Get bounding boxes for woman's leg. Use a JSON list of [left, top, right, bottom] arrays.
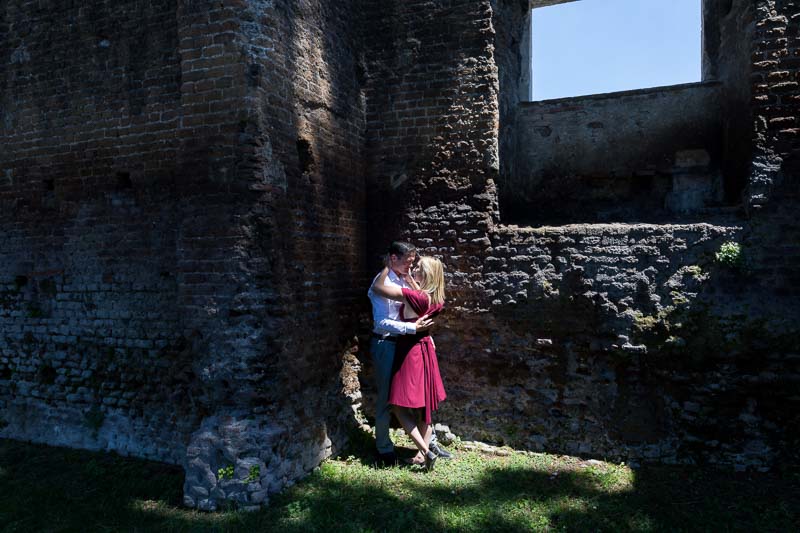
[[394, 407, 438, 470], [422, 422, 433, 448], [416, 410, 438, 470], [406, 412, 433, 464], [415, 409, 433, 447], [392, 406, 429, 455]]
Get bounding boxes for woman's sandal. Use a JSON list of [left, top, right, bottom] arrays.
[[424, 449, 438, 472]]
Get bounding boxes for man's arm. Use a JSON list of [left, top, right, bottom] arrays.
[[369, 285, 434, 335], [377, 316, 416, 335], [377, 315, 434, 335], [368, 265, 435, 335]]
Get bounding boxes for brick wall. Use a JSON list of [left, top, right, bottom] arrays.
[[1, 0, 368, 510], [749, 0, 800, 204], [0, 0, 194, 462], [178, 0, 369, 510], [745, 0, 800, 316], [360, 0, 800, 469], [1, 0, 798, 512], [362, 0, 499, 258]]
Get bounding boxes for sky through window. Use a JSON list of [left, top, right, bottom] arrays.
[[531, 0, 702, 100]]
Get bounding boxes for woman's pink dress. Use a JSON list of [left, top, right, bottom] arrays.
[[388, 288, 446, 425]]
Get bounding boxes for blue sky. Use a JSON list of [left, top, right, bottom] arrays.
[[531, 0, 702, 100]]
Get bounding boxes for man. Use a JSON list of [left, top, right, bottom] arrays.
[[367, 241, 453, 466]]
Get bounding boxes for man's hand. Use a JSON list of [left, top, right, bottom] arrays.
[[415, 316, 434, 332]]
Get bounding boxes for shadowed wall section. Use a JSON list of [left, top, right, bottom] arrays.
[[0, 0, 367, 511], [360, 0, 799, 472], [0, 0, 192, 462], [0, 0, 799, 512], [179, 0, 368, 511]]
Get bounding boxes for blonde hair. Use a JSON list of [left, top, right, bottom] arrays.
[[416, 256, 445, 306]]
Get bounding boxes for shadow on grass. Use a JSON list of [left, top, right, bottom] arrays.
[[0, 438, 185, 532], [2, 438, 799, 532], [335, 423, 424, 468], [254, 464, 799, 533]]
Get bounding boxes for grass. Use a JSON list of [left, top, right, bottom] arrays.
[[1, 432, 798, 532]]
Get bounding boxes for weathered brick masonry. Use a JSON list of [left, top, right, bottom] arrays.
[[1, 0, 367, 510], [512, 82, 726, 224], [1, 0, 191, 461], [1, 0, 799, 511], [360, 0, 800, 471], [177, 0, 369, 510]]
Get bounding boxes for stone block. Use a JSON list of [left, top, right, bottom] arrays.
[[665, 173, 720, 214]]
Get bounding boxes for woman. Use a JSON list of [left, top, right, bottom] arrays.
[[370, 256, 446, 471]]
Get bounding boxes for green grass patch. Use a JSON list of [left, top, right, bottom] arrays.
[[1, 435, 798, 532]]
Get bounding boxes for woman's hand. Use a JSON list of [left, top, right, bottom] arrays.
[[415, 315, 434, 332], [404, 267, 421, 290]]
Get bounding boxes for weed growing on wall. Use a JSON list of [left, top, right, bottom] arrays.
[[715, 241, 744, 269], [246, 465, 260, 483], [217, 465, 234, 480]]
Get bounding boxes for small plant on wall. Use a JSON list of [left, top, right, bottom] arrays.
[[217, 465, 234, 481], [715, 241, 746, 271], [246, 465, 260, 483]]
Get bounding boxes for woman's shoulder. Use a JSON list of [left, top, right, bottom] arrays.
[[401, 288, 431, 312], [401, 287, 428, 299]]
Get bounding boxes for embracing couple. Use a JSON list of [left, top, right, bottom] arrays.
[[367, 241, 452, 471]]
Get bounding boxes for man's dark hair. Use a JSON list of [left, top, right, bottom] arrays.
[[388, 241, 416, 257]]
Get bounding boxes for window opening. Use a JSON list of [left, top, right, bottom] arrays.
[[531, 0, 702, 100]]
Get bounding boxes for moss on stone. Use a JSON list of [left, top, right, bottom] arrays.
[[632, 311, 659, 332], [684, 265, 706, 281]]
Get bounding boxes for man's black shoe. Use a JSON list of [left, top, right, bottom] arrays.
[[376, 451, 398, 467], [429, 442, 453, 459]]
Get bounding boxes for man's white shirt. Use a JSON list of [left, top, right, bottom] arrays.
[[368, 269, 416, 336]]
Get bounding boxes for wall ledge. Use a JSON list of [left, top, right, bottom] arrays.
[[522, 80, 722, 107]]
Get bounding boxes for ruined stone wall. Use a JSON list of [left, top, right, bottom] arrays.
[[1, 0, 368, 511], [496, 0, 755, 223], [179, 0, 370, 511], [1, 0, 798, 513], [748, 2, 800, 388], [714, 0, 756, 201], [0, 0, 194, 462], [362, 0, 499, 257], [361, 0, 800, 470], [434, 223, 746, 463], [513, 82, 724, 224], [749, 0, 800, 205]]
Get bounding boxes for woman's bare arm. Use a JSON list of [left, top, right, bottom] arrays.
[[371, 266, 405, 302], [372, 264, 435, 332]]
